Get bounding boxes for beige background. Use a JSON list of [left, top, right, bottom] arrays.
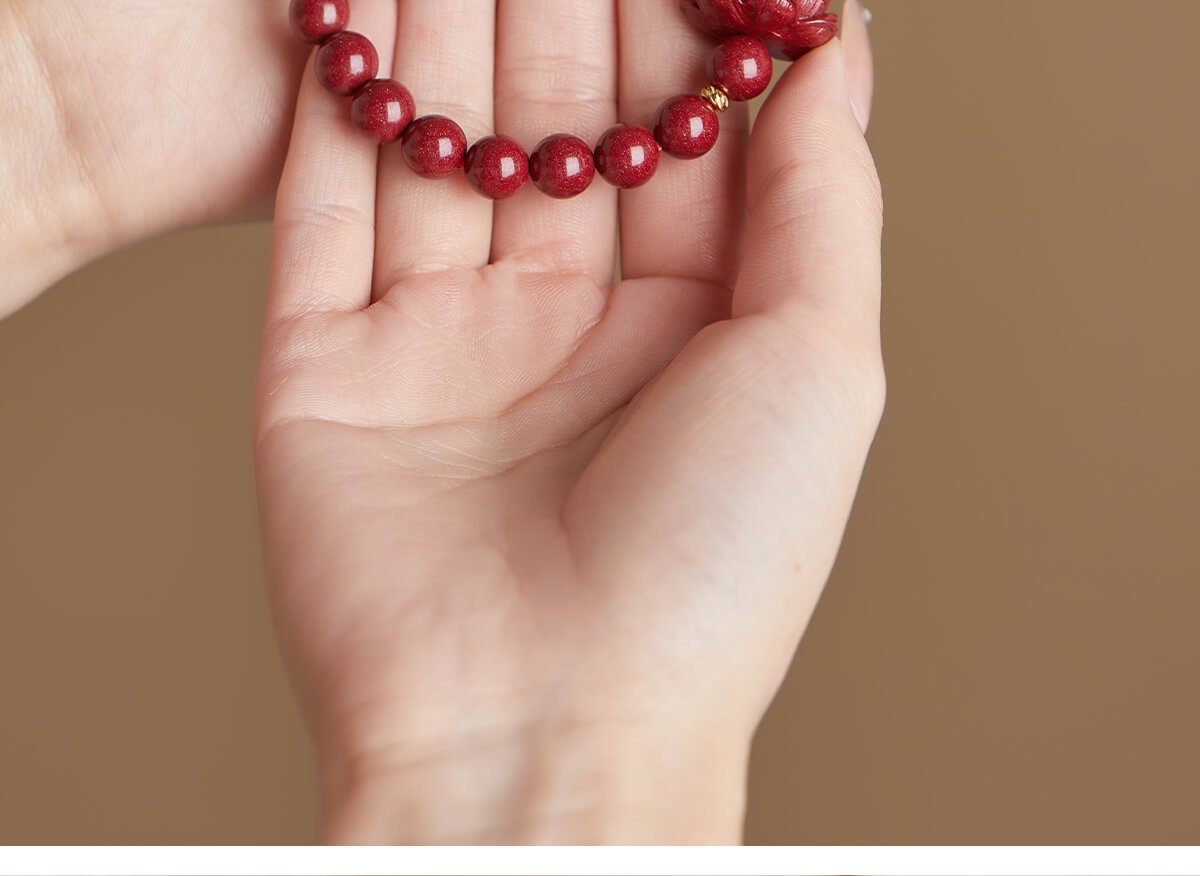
[[2, 0, 1198, 844]]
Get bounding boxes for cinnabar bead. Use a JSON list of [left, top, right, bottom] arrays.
[[594, 125, 660, 189], [464, 136, 530, 200], [401, 115, 468, 178], [315, 32, 378, 96], [654, 95, 720, 159], [529, 135, 596, 199], [350, 79, 415, 144], [709, 35, 773, 101], [289, 0, 349, 43]]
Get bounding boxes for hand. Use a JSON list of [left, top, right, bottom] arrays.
[[0, 0, 307, 314], [256, 0, 881, 844]]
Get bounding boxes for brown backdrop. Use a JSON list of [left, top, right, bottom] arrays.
[[2, 0, 1198, 844]]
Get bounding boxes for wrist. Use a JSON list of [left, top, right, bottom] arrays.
[[320, 719, 751, 844]]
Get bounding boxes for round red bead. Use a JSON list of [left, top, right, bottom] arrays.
[[289, 0, 349, 43], [594, 125, 660, 189], [464, 136, 530, 200], [654, 95, 720, 160], [315, 32, 378, 96], [401, 115, 469, 178], [529, 135, 596, 199], [709, 36, 774, 102], [350, 80, 415, 144]]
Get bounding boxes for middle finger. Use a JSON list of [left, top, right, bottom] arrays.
[[490, 0, 619, 285]]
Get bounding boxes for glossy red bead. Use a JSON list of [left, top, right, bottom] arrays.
[[464, 136, 530, 200], [654, 95, 720, 160], [529, 135, 596, 199], [315, 32, 378, 96], [594, 125, 660, 189], [289, 0, 350, 43], [350, 80, 415, 144], [709, 35, 774, 101], [401, 115, 468, 178]]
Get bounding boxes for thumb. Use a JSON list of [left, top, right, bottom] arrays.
[[734, 35, 883, 366]]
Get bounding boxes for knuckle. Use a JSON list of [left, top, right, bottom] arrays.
[[855, 149, 885, 226], [494, 58, 614, 134], [276, 200, 373, 236], [739, 312, 887, 434], [857, 347, 888, 429], [751, 134, 884, 234], [497, 53, 612, 105]]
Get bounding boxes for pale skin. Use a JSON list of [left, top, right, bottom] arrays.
[[2, 0, 881, 844]]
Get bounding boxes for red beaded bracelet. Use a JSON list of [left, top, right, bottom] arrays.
[[288, 0, 838, 200]]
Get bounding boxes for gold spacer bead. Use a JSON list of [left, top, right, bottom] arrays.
[[700, 84, 731, 113]]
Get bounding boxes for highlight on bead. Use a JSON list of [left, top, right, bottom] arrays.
[[289, 0, 349, 43], [401, 116, 468, 179], [709, 35, 774, 101], [530, 135, 597, 199], [464, 136, 530, 200], [351, 79, 415, 144], [594, 125, 661, 190], [315, 31, 378, 96], [654, 95, 720, 160], [292, 0, 828, 199]]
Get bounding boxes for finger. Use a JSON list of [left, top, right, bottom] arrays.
[[372, 0, 497, 291], [490, 0, 619, 285], [268, 1, 396, 323], [843, 0, 876, 133], [616, 0, 749, 292], [736, 38, 882, 346]]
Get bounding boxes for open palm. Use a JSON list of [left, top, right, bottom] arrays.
[[255, 0, 882, 843]]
